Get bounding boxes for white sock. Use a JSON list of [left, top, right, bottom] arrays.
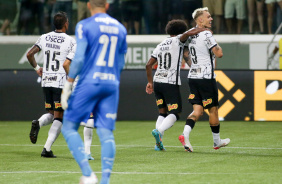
[[156, 115, 165, 129], [183, 125, 192, 142], [38, 113, 54, 127], [212, 133, 220, 145], [84, 126, 93, 155], [44, 119, 62, 151], [158, 114, 177, 135]]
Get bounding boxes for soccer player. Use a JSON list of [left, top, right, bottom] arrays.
[[178, 7, 230, 152], [146, 19, 208, 151], [27, 11, 76, 158], [60, 0, 127, 183]]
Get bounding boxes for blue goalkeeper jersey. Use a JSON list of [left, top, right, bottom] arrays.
[[69, 13, 127, 85]]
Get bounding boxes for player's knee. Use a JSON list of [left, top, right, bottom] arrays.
[[171, 113, 180, 120], [96, 128, 114, 143], [61, 120, 79, 140]]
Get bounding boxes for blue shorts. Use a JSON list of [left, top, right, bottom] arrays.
[[64, 82, 119, 130]]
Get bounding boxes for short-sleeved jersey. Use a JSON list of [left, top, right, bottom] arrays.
[[185, 28, 217, 79], [152, 35, 185, 85], [35, 31, 76, 88], [75, 13, 127, 85]]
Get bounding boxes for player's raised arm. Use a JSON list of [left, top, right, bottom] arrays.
[[180, 28, 211, 43]]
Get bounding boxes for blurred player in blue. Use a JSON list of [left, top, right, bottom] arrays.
[[60, 0, 127, 183]]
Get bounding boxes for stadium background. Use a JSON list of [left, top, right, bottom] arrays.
[[0, 35, 281, 122]]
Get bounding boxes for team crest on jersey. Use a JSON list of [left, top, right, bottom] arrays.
[[55, 102, 62, 109], [168, 104, 178, 111], [203, 98, 212, 107], [188, 94, 195, 99], [156, 99, 163, 106], [45, 103, 51, 108]]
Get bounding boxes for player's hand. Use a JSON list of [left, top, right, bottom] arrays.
[[61, 81, 73, 110], [204, 28, 213, 34], [36, 67, 43, 77], [146, 83, 154, 94]]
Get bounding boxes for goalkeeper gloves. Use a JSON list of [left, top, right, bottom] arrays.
[[61, 80, 73, 110]]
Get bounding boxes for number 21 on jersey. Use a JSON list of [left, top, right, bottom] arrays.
[[96, 35, 118, 67]]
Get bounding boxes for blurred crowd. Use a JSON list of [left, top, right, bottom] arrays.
[[0, 0, 281, 36]]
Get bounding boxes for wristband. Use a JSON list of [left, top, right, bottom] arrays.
[[34, 65, 40, 71]]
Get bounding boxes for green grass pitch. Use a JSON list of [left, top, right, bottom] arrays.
[[0, 121, 281, 184]]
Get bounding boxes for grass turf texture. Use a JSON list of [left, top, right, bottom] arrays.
[[0, 121, 281, 184]]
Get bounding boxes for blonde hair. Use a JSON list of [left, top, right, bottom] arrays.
[[192, 7, 209, 21]]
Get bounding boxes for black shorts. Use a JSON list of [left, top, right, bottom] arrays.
[[43, 87, 63, 111], [188, 79, 219, 109], [154, 82, 182, 114]]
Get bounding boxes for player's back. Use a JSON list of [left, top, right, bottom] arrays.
[[187, 28, 216, 79], [36, 31, 76, 88], [77, 13, 127, 85], [152, 36, 184, 85]]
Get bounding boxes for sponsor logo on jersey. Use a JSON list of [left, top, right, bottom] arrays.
[[45, 35, 65, 43], [106, 113, 117, 120], [55, 102, 62, 109], [45, 103, 51, 108], [156, 99, 163, 106], [42, 76, 58, 82], [93, 72, 116, 81], [188, 94, 195, 99], [168, 104, 178, 111], [95, 17, 119, 25], [203, 98, 212, 107]]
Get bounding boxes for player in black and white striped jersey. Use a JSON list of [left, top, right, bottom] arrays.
[[27, 11, 76, 157], [179, 7, 230, 152], [146, 19, 207, 151]]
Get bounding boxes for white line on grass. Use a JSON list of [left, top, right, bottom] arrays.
[[0, 171, 261, 175], [0, 144, 281, 150]]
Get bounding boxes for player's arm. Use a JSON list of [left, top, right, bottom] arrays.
[[183, 46, 192, 67], [212, 44, 223, 58], [26, 45, 42, 76], [180, 28, 211, 43], [145, 57, 157, 94], [63, 59, 72, 75]]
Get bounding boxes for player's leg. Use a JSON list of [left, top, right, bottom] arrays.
[[205, 79, 230, 149], [208, 106, 230, 149], [179, 79, 203, 152], [82, 117, 94, 160], [152, 82, 167, 150], [41, 88, 63, 158], [157, 84, 182, 136], [180, 104, 203, 152], [62, 83, 98, 183], [30, 87, 54, 144], [94, 84, 119, 184], [42, 110, 63, 158]]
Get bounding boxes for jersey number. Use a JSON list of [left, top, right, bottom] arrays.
[[45, 50, 60, 71], [190, 46, 197, 64], [96, 35, 118, 67], [158, 52, 171, 69]]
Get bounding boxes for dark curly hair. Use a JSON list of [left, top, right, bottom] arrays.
[[53, 11, 68, 30], [165, 19, 188, 36]]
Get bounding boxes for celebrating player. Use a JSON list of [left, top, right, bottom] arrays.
[[146, 19, 208, 151], [178, 7, 230, 152]]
